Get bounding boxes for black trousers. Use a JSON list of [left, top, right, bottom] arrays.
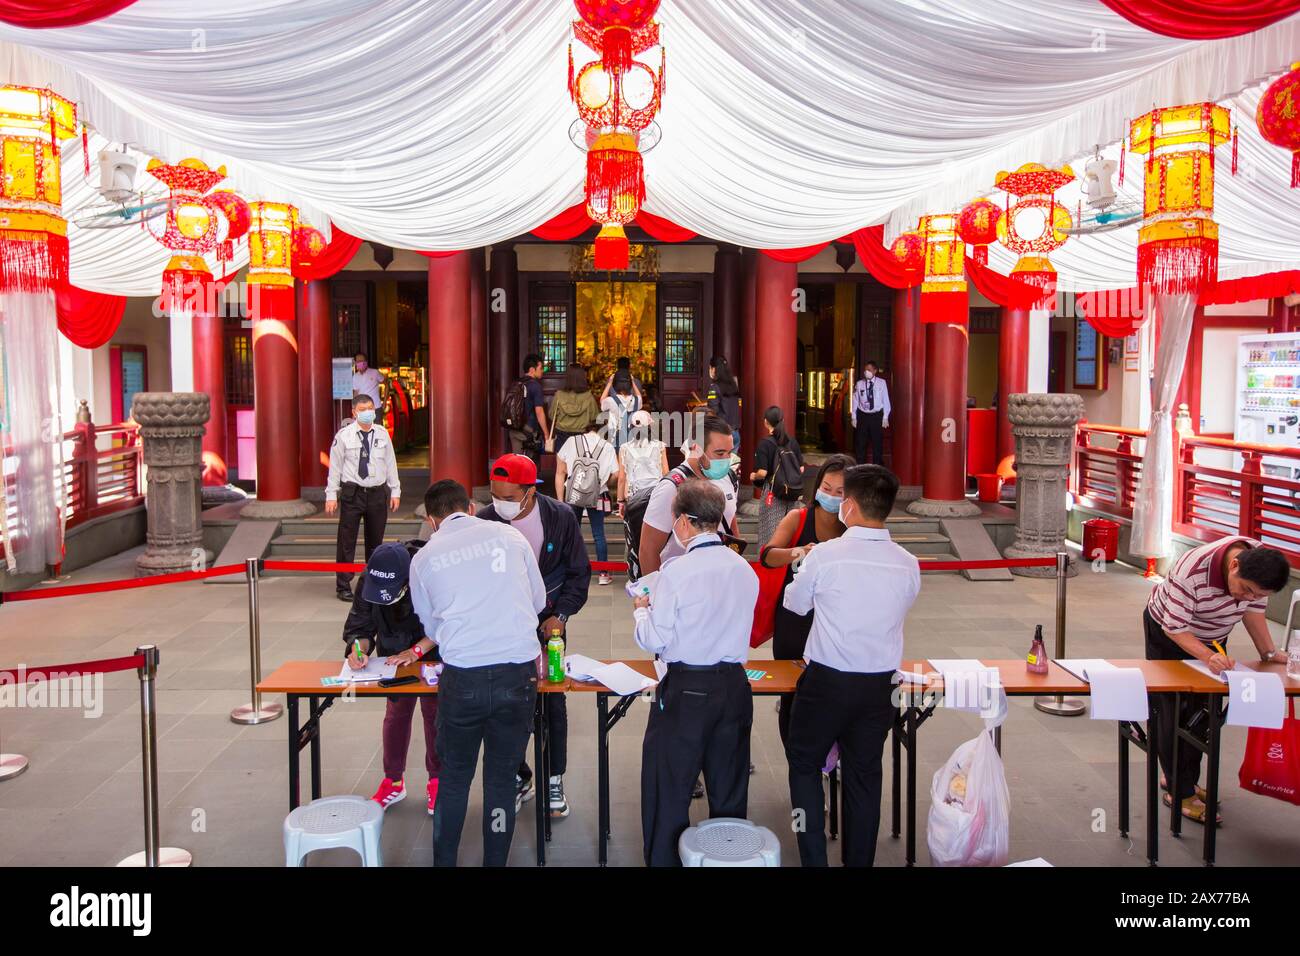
[[1143, 607, 1212, 801], [519, 627, 568, 780], [786, 662, 895, 866], [641, 663, 753, 867], [336, 482, 389, 592], [772, 609, 813, 747], [432, 660, 538, 867], [854, 411, 885, 465]]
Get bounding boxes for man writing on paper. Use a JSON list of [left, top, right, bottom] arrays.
[[632, 479, 759, 866], [783, 464, 919, 867], [1145, 536, 1290, 825]]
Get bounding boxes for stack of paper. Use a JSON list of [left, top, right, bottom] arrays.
[[1181, 659, 1228, 684], [565, 654, 658, 696], [336, 658, 398, 683], [1053, 659, 1117, 683]]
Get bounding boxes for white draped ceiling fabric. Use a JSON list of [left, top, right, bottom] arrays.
[[1, 1, 1300, 295]]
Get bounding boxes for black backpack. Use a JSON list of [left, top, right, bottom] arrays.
[[499, 378, 531, 430], [624, 464, 738, 581], [770, 441, 805, 501]]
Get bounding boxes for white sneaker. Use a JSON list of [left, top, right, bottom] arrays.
[[598, 572, 612, 586]]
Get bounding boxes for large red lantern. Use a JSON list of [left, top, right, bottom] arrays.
[[1257, 62, 1300, 187], [956, 199, 1002, 265], [994, 162, 1074, 303], [146, 158, 247, 308], [889, 231, 924, 273], [573, 1, 660, 72]]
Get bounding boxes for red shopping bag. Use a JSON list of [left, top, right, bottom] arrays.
[[1238, 699, 1300, 806], [749, 509, 808, 648]]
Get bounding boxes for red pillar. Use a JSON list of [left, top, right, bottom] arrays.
[[488, 244, 519, 461], [244, 283, 313, 515], [889, 286, 924, 488], [428, 252, 474, 491], [713, 245, 741, 371], [909, 315, 980, 516], [754, 254, 797, 444], [296, 279, 334, 489], [468, 248, 488, 486], [191, 279, 227, 486], [739, 249, 759, 460], [997, 305, 1030, 480]]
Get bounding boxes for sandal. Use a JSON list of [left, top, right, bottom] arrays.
[[1159, 774, 1208, 803], [1162, 792, 1223, 826]]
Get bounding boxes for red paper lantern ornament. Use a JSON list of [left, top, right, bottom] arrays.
[[209, 190, 250, 240], [291, 224, 327, 277], [889, 231, 924, 273], [956, 199, 1002, 265], [994, 162, 1074, 304], [1257, 61, 1300, 187], [146, 158, 248, 309], [573, 0, 660, 71]]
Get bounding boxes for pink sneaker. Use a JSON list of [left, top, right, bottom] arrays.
[[427, 778, 439, 816], [371, 777, 406, 810]]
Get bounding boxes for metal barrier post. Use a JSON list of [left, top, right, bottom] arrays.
[[117, 645, 192, 867], [1035, 551, 1085, 716], [231, 557, 282, 725], [0, 717, 27, 780]]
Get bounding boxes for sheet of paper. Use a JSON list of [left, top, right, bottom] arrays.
[[1088, 667, 1149, 721], [564, 655, 658, 696], [1181, 659, 1228, 684], [894, 669, 931, 685], [625, 570, 660, 602], [1225, 669, 1286, 729], [1054, 659, 1118, 683], [1005, 858, 1053, 867], [336, 657, 398, 682], [928, 660, 1001, 714], [564, 653, 605, 682]]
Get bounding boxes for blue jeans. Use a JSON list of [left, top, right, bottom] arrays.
[[433, 660, 538, 866], [571, 504, 608, 562], [732, 429, 741, 456]]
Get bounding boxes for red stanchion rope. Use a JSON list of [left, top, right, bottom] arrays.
[[591, 556, 1058, 574], [262, 560, 365, 573], [0, 653, 146, 682], [0, 563, 247, 602]]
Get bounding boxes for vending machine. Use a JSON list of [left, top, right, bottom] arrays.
[[1236, 330, 1300, 480]]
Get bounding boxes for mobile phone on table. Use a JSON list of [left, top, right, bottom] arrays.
[[378, 675, 419, 689]]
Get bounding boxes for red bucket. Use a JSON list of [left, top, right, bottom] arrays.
[[975, 473, 1003, 503], [1083, 517, 1120, 562]]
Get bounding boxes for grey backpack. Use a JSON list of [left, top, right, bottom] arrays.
[[565, 435, 604, 509]]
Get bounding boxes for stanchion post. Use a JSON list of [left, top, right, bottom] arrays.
[[117, 645, 192, 867], [1035, 551, 1085, 716], [231, 557, 282, 725]]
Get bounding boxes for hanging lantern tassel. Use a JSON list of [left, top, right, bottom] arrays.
[[567, 44, 574, 101], [1137, 237, 1219, 296], [82, 123, 90, 179], [0, 232, 69, 294], [1231, 125, 1239, 175], [585, 139, 644, 224], [1119, 128, 1126, 186]]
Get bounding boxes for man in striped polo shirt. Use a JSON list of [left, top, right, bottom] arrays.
[[1145, 535, 1291, 824]]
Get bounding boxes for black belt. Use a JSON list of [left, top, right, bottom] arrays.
[[665, 661, 743, 673]]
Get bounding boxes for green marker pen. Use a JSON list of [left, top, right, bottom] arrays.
[[353, 639, 364, 665]]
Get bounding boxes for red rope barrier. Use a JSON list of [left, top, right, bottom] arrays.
[[262, 560, 365, 573], [0, 653, 146, 682], [918, 557, 1057, 570], [1, 563, 246, 602]]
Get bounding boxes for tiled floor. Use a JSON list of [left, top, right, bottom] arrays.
[[1, 543, 1298, 867]]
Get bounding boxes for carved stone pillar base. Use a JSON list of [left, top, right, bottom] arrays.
[[240, 497, 316, 519], [133, 392, 211, 577], [907, 496, 980, 518], [1005, 392, 1085, 577], [895, 484, 923, 503], [201, 484, 248, 507]]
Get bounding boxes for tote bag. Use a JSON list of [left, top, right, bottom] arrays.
[[749, 508, 809, 648], [1238, 698, 1300, 806]]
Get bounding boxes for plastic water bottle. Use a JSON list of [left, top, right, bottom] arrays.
[[547, 630, 566, 683], [1287, 640, 1300, 680]]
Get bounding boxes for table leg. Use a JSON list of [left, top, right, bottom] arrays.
[[906, 705, 917, 867], [597, 693, 610, 867], [1170, 693, 1182, 839], [1146, 709, 1158, 866], [828, 768, 839, 841], [533, 698, 546, 867], [308, 696, 322, 802], [542, 697, 553, 844], [288, 695, 300, 811], [1203, 698, 1222, 867], [1117, 722, 1130, 839], [891, 720, 901, 839]]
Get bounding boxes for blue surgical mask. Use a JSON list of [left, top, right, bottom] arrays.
[[702, 457, 731, 480], [815, 490, 841, 514], [357, 409, 376, 425]]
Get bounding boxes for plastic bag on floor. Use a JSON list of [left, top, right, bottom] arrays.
[[926, 726, 1010, 867]]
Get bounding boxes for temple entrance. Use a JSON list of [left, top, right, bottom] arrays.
[[575, 280, 657, 394]]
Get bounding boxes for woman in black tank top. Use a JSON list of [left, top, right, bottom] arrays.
[[757, 454, 854, 745]]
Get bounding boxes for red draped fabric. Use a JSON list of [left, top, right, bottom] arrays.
[[418, 249, 463, 258], [1203, 270, 1300, 304], [1077, 286, 1148, 337], [293, 223, 363, 281], [964, 256, 1045, 309], [530, 203, 594, 241], [55, 283, 126, 349], [760, 243, 829, 263], [847, 225, 920, 289], [1098, 0, 1300, 37], [636, 210, 696, 242], [0, 0, 137, 27]]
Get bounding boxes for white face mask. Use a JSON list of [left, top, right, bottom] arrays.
[[672, 517, 691, 551], [493, 496, 523, 521], [838, 499, 854, 526]]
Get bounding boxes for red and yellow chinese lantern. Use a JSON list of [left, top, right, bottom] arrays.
[[1129, 103, 1229, 295], [889, 231, 924, 273], [956, 198, 1002, 265], [0, 85, 76, 292], [994, 162, 1073, 302], [918, 212, 967, 324], [1257, 62, 1300, 187], [569, 0, 664, 270]]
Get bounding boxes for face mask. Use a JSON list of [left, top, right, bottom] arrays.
[[863, 370, 875, 379], [355, 362, 367, 372], [702, 457, 731, 480], [815, 490, 841, 514], [672, 518, 691, 551], [838, 500, 855, 526], [493, 493, 527, 521], [357, 409, 376, 425]]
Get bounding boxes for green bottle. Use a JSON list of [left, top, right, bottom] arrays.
[[547, 629, 566, 683]]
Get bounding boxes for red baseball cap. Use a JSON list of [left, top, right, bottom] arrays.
[[490, 453, 538, 486]]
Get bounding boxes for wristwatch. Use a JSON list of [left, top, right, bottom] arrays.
[[1264, 648, 1286, 662], [556, 613, 569, 624], [411, 643, 425, 659]]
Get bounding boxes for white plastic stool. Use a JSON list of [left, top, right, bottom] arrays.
[[284, 795, 384, 867], [679, 817, 780, 867]]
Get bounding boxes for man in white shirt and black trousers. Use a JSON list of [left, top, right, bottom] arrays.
[[633, 479, 760, 866], [409, 479, 548, 867], [783, 464, 919, 867], [326, 393, 401, 601], [851, 361, 891, 466]]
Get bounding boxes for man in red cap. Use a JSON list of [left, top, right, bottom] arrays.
[[478, 453, 591, 820]]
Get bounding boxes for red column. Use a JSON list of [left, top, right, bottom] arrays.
[[889, 286, 924, 487], [488, 243, 519, 461], [428, 252, 474, 491], [244, 284, 313, 515], [997, 305, 1030, 480], [739, 248, 759, 459], [713, 245, 741, 370], [754, 254, 797, 443], [296, 279, 334, 489], [468, 248, 488, 485], [191, 280, 227, 486], [909, 314, 980, 516]]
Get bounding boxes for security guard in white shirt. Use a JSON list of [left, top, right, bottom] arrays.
[[782, 464, 919, 867], [632, 479, 760, 866], [409, 479, 547, 867], [326, 393, 401, 600]]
